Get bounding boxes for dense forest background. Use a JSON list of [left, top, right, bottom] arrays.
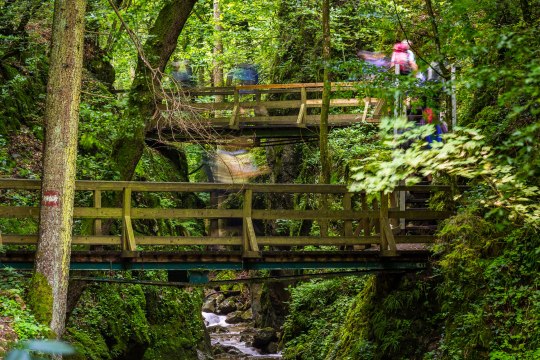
[[0, 0, 539, 359]]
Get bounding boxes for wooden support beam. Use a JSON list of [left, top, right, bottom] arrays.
[[381, 217, 398, 256], [379, 193, 397, 256], [296, 87, 307, 126], [245, 217, 259, 252], [136, 236, 242, 246], [242, 189, 260, 258], [257, 236, 380, 246], [373, 99, 385, 117], [361, 98, 370, 122], [122, 187, 137, 256]]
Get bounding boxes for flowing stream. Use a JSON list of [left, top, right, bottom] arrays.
[[202, 312, 282, 359]]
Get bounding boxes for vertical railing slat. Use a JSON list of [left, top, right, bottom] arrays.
[[380, 192, 388, 254], [93, 189, 102, 236], [229, 88, 240, 129], [343, 192, 353, 237]]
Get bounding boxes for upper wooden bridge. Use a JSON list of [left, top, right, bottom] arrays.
[[0, 179, 454, 272], [158, 82, 386, 142]]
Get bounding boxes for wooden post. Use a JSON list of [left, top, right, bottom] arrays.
[[343, 192, 354, 250], [242, 189, 260, 258], [343, 192, 353, 237], [399, 181, 406, 230], [451, 65, 457, 130], [394, 64, 400, 119], [380, 192, 388, 254], [229, 88, 240, 129], [210, 191, 219, 238], [379, 192, 397, 256], [122, 187, 137, 256], [372, 197, 380, 235], [361, 192, 370, 236], [93, 189, 102, 235], [320, 194, 328, 237], [296, 86, 307, 126]]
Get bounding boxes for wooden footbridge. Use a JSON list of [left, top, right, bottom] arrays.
[[0, 179, 454, 272], [0, 82, 453, 274], [158, 82, 386, 142]]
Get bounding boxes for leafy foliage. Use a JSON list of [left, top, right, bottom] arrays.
[[351, 118, 540, 227], [282, 276, 366, 359], [0, 271, 50, 345], [65, 278, 206, 360]]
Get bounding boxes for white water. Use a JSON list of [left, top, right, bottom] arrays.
[[202, 312, 229, 327], [202, 311, 282, 359]]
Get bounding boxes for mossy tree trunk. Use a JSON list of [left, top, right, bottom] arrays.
[[320, 0, 331, 184], [213, 0, 224, 103], [112, 0, 197, 181], [28, 0, 86, 337]]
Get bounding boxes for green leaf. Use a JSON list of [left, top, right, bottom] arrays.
[[22, 340, 76, 355], [5, 350, 31, 360]]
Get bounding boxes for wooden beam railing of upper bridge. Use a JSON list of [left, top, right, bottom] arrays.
[[160, 82, 386, 131], [0, 179, 454, 268]]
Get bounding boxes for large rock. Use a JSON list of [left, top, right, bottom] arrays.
[[213, 344, 243, 356], [202, 293, 218, 313], [207, 324, 228, 334], [252, 327, 277, 349], [241, 308, 253, 321], [202, 300, 216, 314], [225, 308, 253, 324], [265, 341, 279, 354], [225, 310, 244, 324], [215, 296, 237, 315]]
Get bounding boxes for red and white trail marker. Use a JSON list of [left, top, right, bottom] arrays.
[[42, 190, 60, 207]]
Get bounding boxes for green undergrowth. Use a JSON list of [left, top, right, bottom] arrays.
[[65, 272, 208, 360], [281, 212, 540, 359], [428, 213, 540, 359], [0, 270, 51, 354], [281, 276, 367, 359]]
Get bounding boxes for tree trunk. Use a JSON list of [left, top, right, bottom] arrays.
[[320, 0, 331, 185], [213, 0, 224, 102], [112, 0, 196, 181], [28, 0, 86, 337]]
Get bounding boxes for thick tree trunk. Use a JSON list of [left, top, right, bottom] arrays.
[[112, 0, 196, 181], [320, 0, 331, 185], [28, 0, 86, 337]]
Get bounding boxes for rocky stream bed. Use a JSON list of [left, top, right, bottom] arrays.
[[202, 291, 282, 360]]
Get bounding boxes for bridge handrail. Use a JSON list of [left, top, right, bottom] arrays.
[[0, 178, 458, 193], [0, 179, 458, 257], [168, 81, 368, 96], [161, 81, 387, 130]]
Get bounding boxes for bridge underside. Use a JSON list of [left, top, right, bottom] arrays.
[[1, 250, 429, 271], [147, 126, 324, 145]]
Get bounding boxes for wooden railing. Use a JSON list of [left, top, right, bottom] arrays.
[[162, 82, 386, 129], [0, 179, 453, 258]]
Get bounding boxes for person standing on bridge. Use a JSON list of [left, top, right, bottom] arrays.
[[390, 39, 419, 76], [171, 59, 196, 88], [226, 63, 268, 116]]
